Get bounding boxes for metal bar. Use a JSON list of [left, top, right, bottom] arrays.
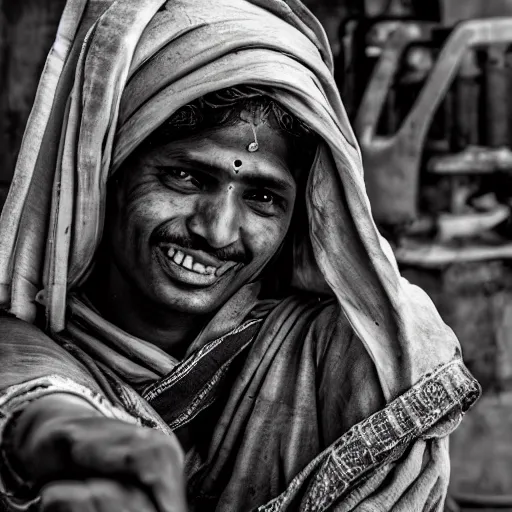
[[453, 49, 480, 149], [358, 18, 512, 225], [485, 44, 510, 147]]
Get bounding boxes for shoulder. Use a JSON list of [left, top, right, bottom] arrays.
[[0, 311, 101, 392], [0, 309, 51, 345], [254, 292, 355, 360], [261, 295, 385, 439]]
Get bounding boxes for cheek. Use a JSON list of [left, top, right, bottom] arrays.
[[244, 216, 290, 262], [117, 178, 193, 234]]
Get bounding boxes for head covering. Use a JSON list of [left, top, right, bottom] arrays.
[[0, 0, 472, 402]]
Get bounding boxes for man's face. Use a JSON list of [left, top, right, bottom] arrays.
[[105, 120, 297, 315]]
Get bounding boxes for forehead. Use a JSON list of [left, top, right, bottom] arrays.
[[142, 121, 298, 185]]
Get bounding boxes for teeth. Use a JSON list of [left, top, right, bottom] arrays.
[[192, 262, 206, 274], [173, 250, 185, 265], [182, 255, 193, 270], [165, 247, 221, 275]]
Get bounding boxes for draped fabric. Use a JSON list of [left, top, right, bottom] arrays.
[[0, 0, 480, 510]]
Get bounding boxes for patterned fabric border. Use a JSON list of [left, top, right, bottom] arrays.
[[257, 359, 481, 512]]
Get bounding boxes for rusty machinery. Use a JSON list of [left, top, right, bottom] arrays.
[[339, 7, 512, 262], [336, 4, 512, 510]]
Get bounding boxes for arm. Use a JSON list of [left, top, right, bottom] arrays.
[[0, 313, 105, 392], [330, 437, 451, 512], [314, 304, 386, 446], [255, 302, 477, 511], [313, 305, 460, 511], [0, 316, 187, 512]]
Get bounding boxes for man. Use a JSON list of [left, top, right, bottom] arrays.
[[0, 0, 480, 511]]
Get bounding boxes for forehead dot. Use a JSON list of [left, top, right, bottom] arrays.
[[234, 159, 242, 168]]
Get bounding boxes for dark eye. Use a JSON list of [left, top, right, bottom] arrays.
[[245, 191, 275, 204], [244, 189, 286, 216], [168, 169, 194, 181], [157, 167, 202, 191]]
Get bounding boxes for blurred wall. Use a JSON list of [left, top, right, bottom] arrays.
[[0, 0, 67, 205], [442, 0, 512, 24]]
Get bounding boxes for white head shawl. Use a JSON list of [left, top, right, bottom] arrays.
[[0, 0, 475, 402]]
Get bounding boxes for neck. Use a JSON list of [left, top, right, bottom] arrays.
[[85, 262, 207, 359]]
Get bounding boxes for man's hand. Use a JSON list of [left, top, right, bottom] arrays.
[[40, 479, 158, 512], [10, 394, 187, 512]]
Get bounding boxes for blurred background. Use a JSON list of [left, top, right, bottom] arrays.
[[1, 0, 512, 510]]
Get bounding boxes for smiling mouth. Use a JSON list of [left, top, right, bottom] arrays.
[[167, 247, 217, 275], [156, 245, 241, 287]]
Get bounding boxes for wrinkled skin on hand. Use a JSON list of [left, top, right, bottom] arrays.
[[11, 395, 187, 512]]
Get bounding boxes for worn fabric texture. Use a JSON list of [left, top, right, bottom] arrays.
[[0, 0, 480, 510]]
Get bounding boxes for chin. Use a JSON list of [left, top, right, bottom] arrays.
[[151, 281, 231, 315]]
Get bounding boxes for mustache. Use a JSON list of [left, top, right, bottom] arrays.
[[151, 226, 249, 264]]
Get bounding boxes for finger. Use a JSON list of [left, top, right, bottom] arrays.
[[40, 481, 97, 512], [141, 465, 187, 512], [58, 420, 187, 512], [62, 419, 184, 474], [121, 482, 159, 512], [84, 479, 157, 512], [120, 430, 187, 512], [40, 479, 158, 512], [71, 422, 186, 512]]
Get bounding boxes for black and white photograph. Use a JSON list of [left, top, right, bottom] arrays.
[[0, 1, 509, 510]]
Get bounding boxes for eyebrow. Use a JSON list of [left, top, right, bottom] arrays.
[[155, 148, 296, 193]]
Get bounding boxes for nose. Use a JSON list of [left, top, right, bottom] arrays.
[[187, 191, 241, 249]]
